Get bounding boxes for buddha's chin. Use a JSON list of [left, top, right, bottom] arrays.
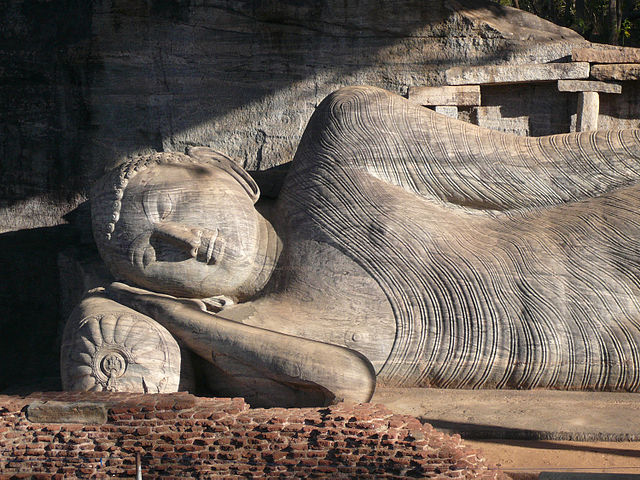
[[124, 244, 257, 298], [124, 264, 243, 299]]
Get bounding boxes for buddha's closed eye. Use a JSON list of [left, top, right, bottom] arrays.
[[144, 190, 174, 223]]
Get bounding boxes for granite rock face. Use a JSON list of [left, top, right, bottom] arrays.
[[573, 46, 640, 63], [408, 85, 482, 106], [591, 63, 640, 81], [72, 87, 640, 405], [445, 62, 590, 85], [276, 86, 640, 392], [2, 0, 585, 209], [557, 80, 622, 94], [0, 0, 586, 391], [84, 0, 584, 175]]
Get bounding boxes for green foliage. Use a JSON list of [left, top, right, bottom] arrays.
[[500, 0, 640, 46], [622, 18, 632, 41]]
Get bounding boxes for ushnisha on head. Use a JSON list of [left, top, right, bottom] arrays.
[[91, 148, 278, 300]]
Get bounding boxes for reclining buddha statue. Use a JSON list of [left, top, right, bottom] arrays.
[[61, 86, 640, 406]]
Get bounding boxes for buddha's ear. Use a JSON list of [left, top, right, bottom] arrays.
[[186, 146, 260, 204]]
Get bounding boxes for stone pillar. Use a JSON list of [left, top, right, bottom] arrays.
[[577, 91, 599, 131]]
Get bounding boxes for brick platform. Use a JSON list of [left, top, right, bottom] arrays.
[[0, 392, 506, 479]]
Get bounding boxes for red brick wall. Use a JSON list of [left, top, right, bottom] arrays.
[[0, 392, 505, 479]]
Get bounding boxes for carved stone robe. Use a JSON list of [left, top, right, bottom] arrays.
[[275, 86, 640, 390]]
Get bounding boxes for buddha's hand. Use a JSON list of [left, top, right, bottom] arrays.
[[105, 281, 376, 406], [106, 281, 207, 318]]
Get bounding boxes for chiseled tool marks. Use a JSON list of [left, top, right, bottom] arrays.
[[281, 86, 640, 390]]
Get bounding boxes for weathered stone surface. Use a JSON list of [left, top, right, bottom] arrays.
[[598, 88, 640, 130], [480, 83, 575, 136], [374, 388, 640, 442], [274, 87, 640, 393], [0, 2, 92, 229], [577, 91, 599, 131], [58, 246, 114, 322], [26, 400, 107, 424], [591, 63, 640, 81], [0, 1, 586, 221], [0, 0, 590, 392], [435, 105, 460, 118], [476, 105, 530, 136], [408, 85, 481, 106], [84, 2, 583, 174], [91, 149, 273, 300], [61, 293, 182, 394], [106, 282, 376, 407], [75, 87, 640, 408], [557, 79, 622, 93], [446, 62, 590, 85], [573, 46, 640, 63]]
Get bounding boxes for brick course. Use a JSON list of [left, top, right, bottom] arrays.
[[0, 392, 506, 479]]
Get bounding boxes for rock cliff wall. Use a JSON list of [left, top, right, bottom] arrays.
[[0, 0, 585, 390]]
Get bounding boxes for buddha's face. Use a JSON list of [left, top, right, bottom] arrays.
[[107, 163, 262, 298]]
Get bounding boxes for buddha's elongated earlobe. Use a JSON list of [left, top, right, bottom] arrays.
[[187, 146, 260, 203]]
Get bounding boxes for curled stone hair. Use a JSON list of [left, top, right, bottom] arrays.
[[90, 148, 260, 243]]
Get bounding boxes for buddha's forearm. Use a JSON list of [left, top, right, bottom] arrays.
[[106, 282, 376, 403]]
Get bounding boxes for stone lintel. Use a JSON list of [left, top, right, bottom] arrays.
[[557, 80, 622, 94], [573, 46, 640, 64], [26, 401, 108, 424], [445, 62, 590, 86], [407, 85, 480, 106], [591, 63, 640, 81]]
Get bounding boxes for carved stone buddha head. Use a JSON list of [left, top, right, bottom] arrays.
[[91, 149, 277, 300]]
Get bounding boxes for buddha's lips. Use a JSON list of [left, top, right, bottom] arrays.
[[131, 228, 223, 269], [196, 229, 220, 265]]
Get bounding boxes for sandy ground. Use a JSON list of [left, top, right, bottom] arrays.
[[371, 388, 640, 478], [466, 439, 640, 477]]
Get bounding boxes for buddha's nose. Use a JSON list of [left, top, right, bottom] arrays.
[[153, 221, 202, 258]]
